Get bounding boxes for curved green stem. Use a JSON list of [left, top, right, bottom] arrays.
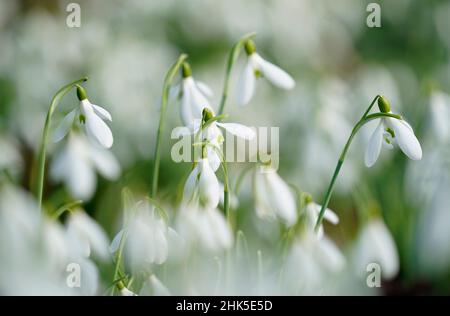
[[218, 32, 256, 116], [35, 77, 88, 211], [151, 54, 188, 197], [51, 200, 83, 220], [314, 96, 402, 231]]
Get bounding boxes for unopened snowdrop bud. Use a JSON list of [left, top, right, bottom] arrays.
[[182, 62, 192, 78], [202, 107, 214, 122], [118, 281, 138, 296], [377, 95, 391, 113]]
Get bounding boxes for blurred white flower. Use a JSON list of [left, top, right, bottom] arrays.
[[53, 85, 113, 148], [429, 91, 450, 142], [183, 158, 220, 208], [283, 231, 345, 294], [236, 40, 295, 106], [353, 218, 399, 280], [0, 186, 71, 295], [253, 165, 297, 227], [177, 204, 233, 252], [140, 275, 171, 296], [51, 133, 121, 200], [66, 211, 110, 261], [365, 97, 422, 167], [110, 201, 174, 268], [304, 199, 339, 238]]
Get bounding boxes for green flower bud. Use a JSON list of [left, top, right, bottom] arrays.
[[244, 39, 256, 55], [182, 62, 192, 78], [76, 85, 87, 101], [117, 281, 125, 290], [304, 193, 313, 204], [377, 95, 391, 113], [202, 107, 214, 122]]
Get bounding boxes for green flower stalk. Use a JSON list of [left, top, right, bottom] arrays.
[[34, 77, 88, 211], [151, 54, 188, 197]]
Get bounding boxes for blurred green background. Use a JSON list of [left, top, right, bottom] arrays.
[[1, 0, 450, 294]]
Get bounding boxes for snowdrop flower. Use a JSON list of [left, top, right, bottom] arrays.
[[365, 96, 422, 167], [183, 158, 220, 208], [110, 200, 174, 268], [50, 133, 121, 200], [0, 187, 65, 295], [171, 62, 214, 126], [303, 194, 339, 239], [53, 85, 113, 148], [253, 165, 297, 227], [180, 108, 255, 171], [283, 231, 346, 294], [353, 217, 399, 280], [236, 39, 295, 106], [177, 204, 233, 252], [66, 210, 111, 261]]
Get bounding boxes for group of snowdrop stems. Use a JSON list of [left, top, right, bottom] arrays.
[[33, 32, 422, 295]]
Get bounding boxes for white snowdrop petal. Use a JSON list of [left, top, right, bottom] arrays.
[[257, 55, 295, 90], [91, 104, 112, 122], [254, 172, 275, 221], [85, 115, 113, 149], [316, 237, 346, 272], [207, 146, 221, 172], [183, 165, 200, 204], [196, 81, 214, 98], [180, 80, 196, 126], [69, 212, 110, 260], [109, 229, 124, 253], [198, 159, 220, 209], [208, 208, 232, 249], [265, 171, 297, 226], [216, 122, 255, 140], [236, 60, 255, 106], [323, 208, 339, 225], [89, 146, 121, 180], [389, 118, 422, 161], [364, 121, 384, 167], [67, 147, 96, 200], [53, 109, 77, 143], [187, 78, 210, 119]]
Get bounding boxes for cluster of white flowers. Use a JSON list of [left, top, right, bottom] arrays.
[[0, 22, 426, 295]]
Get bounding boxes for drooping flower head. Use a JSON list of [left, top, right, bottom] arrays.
[[253, 164, 297, 227], [53, 85, 113, 148], [170, 62, 214, 126], [236, 39, 295, 106], [365, 96, 422, 167]]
